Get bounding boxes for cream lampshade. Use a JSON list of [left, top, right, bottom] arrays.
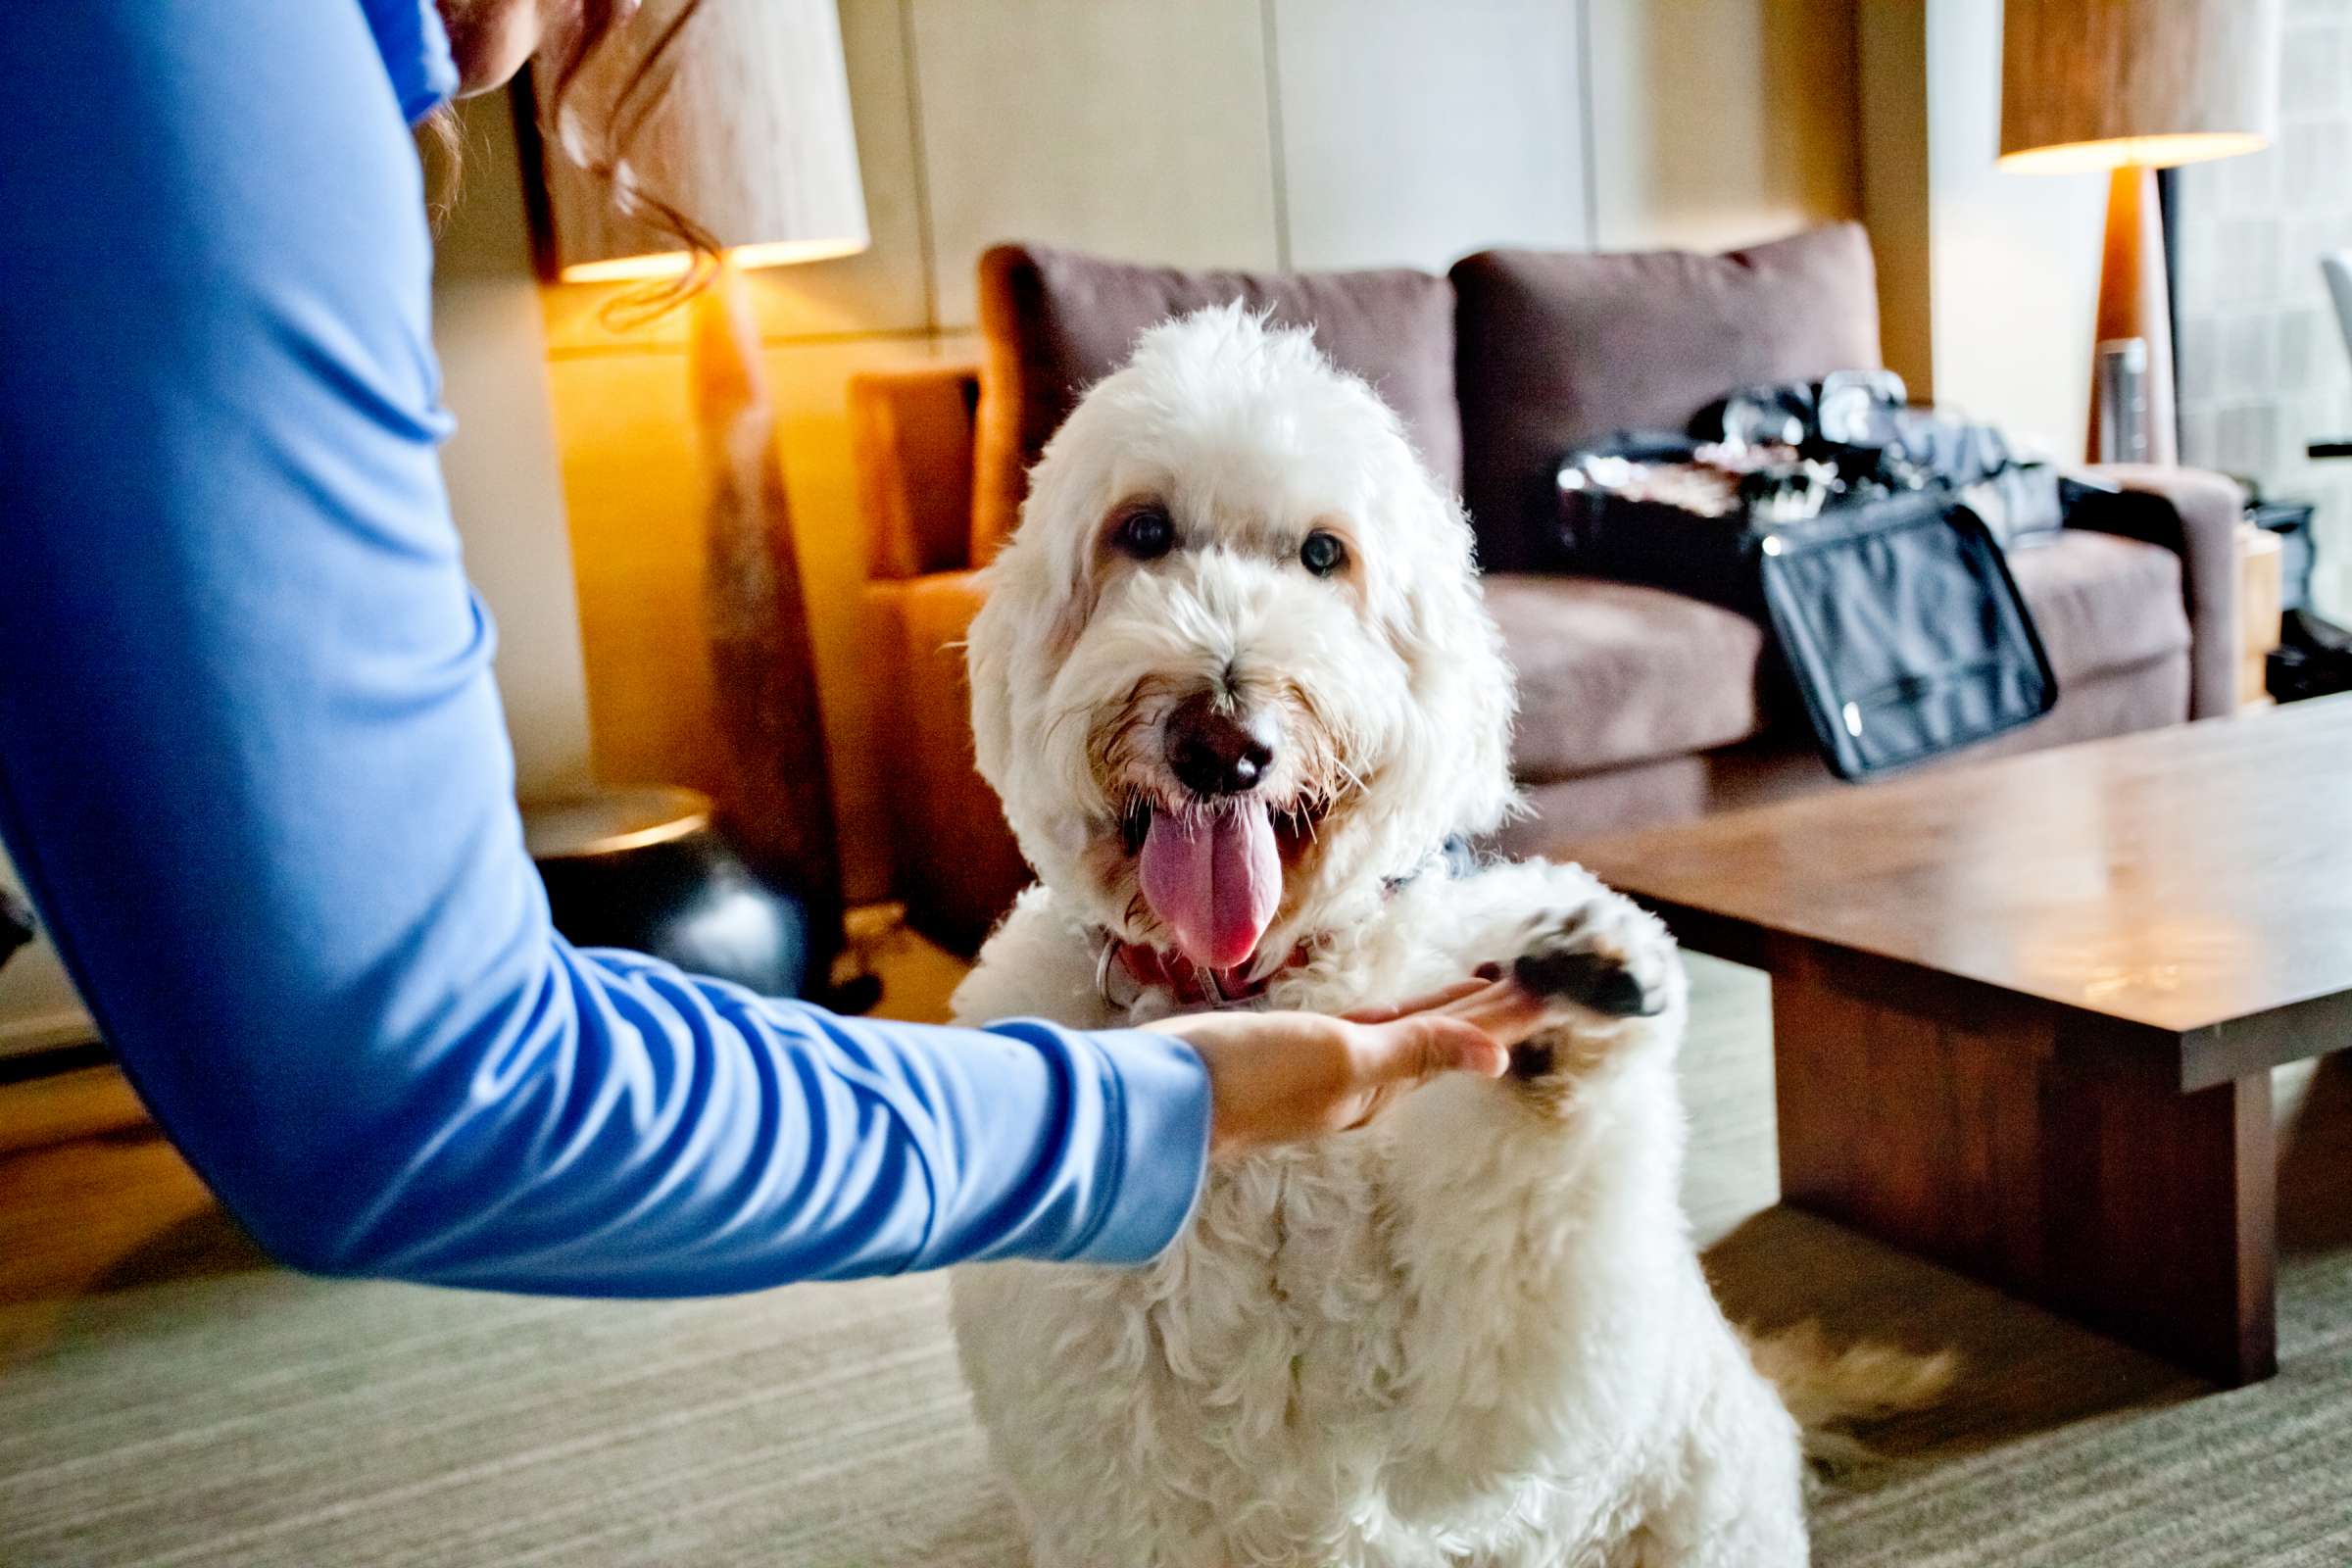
[[1999, 0, 2280, 464], [526, 0, 869, 282], [520, 0, 873, 1004]]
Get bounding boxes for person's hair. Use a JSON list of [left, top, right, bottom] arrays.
[[546, 0, 720, 298], [421, 1, 716, 305]]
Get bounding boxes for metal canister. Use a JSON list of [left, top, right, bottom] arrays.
[[2096, 338, 2151, 464]]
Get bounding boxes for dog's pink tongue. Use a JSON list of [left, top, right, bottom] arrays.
[[1138, 803, 1282, 971]]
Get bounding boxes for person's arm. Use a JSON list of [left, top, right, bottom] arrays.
[[0, 0, 1225, 1293]]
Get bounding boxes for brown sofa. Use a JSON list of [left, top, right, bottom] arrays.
[[856, 226, 2242, 952]]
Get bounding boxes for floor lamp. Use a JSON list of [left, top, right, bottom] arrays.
[[522, 0, 870, 999], [1999, 0, 2280, 465]]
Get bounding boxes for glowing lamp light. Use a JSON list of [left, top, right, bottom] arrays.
[[555, 236, 867, 285], [1996, 131, 2269, 177]]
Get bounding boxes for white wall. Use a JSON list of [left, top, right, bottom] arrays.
[[1922, 0, 2107, 457], [1271, 0, 1593, 270], [903, 0, 1603, 325]]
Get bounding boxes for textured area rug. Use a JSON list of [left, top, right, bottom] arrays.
[[4, 956, 2348, 1566]]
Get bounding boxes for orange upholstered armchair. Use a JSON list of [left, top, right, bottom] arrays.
[[850, 362, 1029, 954]]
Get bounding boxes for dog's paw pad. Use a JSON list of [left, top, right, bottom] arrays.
[[1509, 905, 1672, 1019], [1511, 947, 1656, 1017]]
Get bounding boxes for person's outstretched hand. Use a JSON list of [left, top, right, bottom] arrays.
[[1158, 977, 1554, 1160]]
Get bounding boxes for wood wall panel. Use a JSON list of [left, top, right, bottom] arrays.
[[1586, 0, 1863, 253], [906, 0, 1281, 327], [1271, 0, 1592, 271]]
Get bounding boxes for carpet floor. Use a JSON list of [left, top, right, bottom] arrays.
[[3, 955, 2349, 1566]]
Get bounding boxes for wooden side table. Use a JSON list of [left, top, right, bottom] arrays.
[[522, 787, 814, 1000], [2238, 522, 2284, 710]]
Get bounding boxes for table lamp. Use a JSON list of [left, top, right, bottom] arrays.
[[520, 0, 870, 1000], [1999, 0, 2280, 464]]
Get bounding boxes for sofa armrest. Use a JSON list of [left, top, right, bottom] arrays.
[[2070, 464, 2244, 720], [849, 364, 983, 580]]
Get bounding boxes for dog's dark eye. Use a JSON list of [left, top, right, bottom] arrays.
[[1113, 507, 1175, 561], [1299, 530, 1348, 577]]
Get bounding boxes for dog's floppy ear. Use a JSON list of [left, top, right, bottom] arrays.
[[965, 476, 1096, 805], [1386, 485, 1520, 843], [965, 532, 1035, 802]]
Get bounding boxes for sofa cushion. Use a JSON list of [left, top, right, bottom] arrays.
[[1452, 224, 1883, 571], [973, 243, 1460, 557], [2005, 528, 2190, 684], [1487, 574, 1768, 781], [1490, 528, 2189, 786]]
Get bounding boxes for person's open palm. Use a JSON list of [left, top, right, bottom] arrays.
[[1161, 978, 1551, 1158]]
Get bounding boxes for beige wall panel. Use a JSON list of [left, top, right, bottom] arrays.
[[908, 0, 1282, 327], [543, 353, 717, 801], [1587, 0, 1863, 253], [1272, 0, 1592, 270], [540, 0, 933, 354], [435, 95, 596, 800]]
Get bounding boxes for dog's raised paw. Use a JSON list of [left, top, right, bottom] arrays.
[[1509, 901, 1673, 1020]]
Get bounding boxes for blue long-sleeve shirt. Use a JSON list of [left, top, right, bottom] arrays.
[[0, 0, 1208, 1291]]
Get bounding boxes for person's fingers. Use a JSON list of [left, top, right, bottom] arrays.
[[1435, 979, 1557, 1048], [1349, 1013, 1509, 1088], [1340, 977, 1490, 1025], [1426, 1017, 1511, 1078]]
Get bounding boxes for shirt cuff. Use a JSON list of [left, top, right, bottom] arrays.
[[1067, 1028, 1211, 1265]]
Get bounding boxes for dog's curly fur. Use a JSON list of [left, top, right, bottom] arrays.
[[950, 308, 1850, 1566]]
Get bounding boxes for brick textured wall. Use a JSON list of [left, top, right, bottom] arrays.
[[2176, 0, 2352, 617]]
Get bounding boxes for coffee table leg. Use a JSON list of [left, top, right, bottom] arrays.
[[1772, 954, 2278, 1387]]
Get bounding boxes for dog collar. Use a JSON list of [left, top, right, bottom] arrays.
[[1095, 935, 1314, 1011]]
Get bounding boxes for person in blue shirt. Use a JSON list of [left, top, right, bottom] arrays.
[[0, 0, 1537, 1298]]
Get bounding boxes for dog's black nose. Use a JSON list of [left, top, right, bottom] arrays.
[[1166, 694, 1276, 798]]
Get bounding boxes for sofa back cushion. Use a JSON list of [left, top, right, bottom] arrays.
[[1451, 223, 1883, 571], [973, 243, 1461, 558]]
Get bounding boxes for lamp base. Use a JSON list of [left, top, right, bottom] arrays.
[[2087, 164, 2179, 466], [689, 257, 853, 1001]]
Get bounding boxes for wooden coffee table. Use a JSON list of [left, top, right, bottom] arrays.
[[1564, 696, 2352, 1386]]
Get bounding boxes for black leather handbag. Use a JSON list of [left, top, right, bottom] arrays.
[[1751, 488, 2057, 778], [1555, 456, 2058, 779]]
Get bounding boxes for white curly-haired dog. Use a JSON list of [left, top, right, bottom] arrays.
[[949, 306, 1908, 1568]]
